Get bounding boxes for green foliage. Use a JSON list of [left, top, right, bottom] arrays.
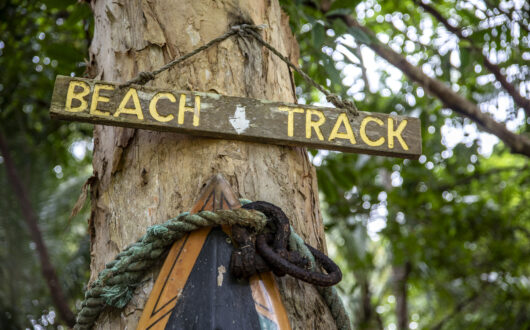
[[281, 0, 529, 328], [0, 0, 529, 329], [0, 0, 92, 327]]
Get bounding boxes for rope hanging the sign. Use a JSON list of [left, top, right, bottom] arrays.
[[120, 24, 359, 116]]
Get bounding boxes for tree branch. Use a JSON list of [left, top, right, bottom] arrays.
[[0, 132, 75, 327], [431, 287, 484, 330], [416, 0, 530, 117], [324, 13, 530, 157], [438, 164, 528, 191], [336, 44, 371, 91], [483, 0, 530, 34], [353, 45, 371, 93], [355, 272, 384, 330]]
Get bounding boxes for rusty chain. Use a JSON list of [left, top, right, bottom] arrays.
[[229, 201, 342, 287]]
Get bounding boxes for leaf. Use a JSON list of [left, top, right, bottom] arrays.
[[69, 175, 95, 221], [348, 26, 372, 45], [325, 8, 353, 17], [441, 52, 451, 81], [312, 22, 325, 47], [329, 0, 360, 12], [44, 0, 73, 10], [460, 46, 471, 70]]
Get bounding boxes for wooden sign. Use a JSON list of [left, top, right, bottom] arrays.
[[50, 75, 421, 159], [137, 174, 290, 329]]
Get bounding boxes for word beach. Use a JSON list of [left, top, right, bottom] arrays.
[[50, 76, 421, 158]]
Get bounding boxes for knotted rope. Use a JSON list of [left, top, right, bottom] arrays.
[[236, 25, 358, 116], [75, 208, 267, 329], [74, 203, 352, 330], [120, 24, 358, 116]]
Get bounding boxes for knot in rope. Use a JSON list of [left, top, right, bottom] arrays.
[[73, 208, 267, 329], [73, 202, 351, 330], [326, 94, 359, 116], [119, 71, 155, 89], [118, 23, 359, 119], [230, 201, 341, 287], [231, 23, 267, 35], [137, 71, 155, 84]]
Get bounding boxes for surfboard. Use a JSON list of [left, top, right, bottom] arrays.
[[137, 174, 290, 330]]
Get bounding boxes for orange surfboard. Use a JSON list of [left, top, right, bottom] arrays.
[[137, 174, 291, 330]]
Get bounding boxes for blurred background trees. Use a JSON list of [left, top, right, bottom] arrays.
[[0, 1, 92, 328], [0, 0, 528, 329]]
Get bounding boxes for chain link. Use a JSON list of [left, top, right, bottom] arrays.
[[230, 201, 342, 287]]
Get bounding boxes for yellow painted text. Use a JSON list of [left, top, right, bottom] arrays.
[[178, 94, 200, 126], [90, 84, 114, 116], [305, 109, 325, 141], [65, 81, 90, 113], [360, 116, 385, 146], [149, 92, 176, 123], [278, 107, 304, 137], [328, 113, 356, 144], [114, 88, 144, 120], [388, 118, 409, 150]]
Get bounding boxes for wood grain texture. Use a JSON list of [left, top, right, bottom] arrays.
[[51, 75, 421, 159]]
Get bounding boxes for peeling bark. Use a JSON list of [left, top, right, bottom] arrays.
[[88, 0, 335, 328]]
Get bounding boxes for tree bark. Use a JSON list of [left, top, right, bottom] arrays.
[[88, 0, 335, 329], [0, 132, 75, 327]]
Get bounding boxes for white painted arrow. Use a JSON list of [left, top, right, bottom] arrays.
[[229, 105, 250, 134]]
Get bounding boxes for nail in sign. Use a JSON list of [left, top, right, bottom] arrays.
[[50, 76, 421, 159]]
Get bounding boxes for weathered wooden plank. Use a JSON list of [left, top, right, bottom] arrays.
[[50, 75, 421, 158]]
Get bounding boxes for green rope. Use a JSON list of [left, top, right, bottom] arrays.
[[74, 203, 352, 330], [74, 208, 267, 329], [288, 228, 352, 330], [239, 200, 351, 330]]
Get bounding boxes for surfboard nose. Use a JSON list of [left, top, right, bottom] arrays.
[[137, 174, 290, 330]]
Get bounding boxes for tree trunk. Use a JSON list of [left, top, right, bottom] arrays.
[[87, 0, 335, 329], [0, 132, 75, 327], [393, 262, 411, 330]]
